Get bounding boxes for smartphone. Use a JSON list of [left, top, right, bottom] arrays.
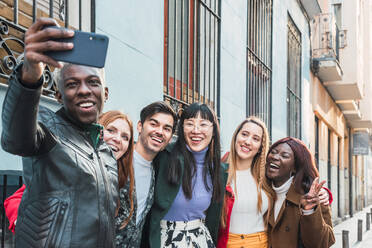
[[45, 27, 109, 68]]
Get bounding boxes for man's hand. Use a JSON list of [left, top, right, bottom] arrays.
[[22, 18, 74, 84], [300, 177, 326, 210]]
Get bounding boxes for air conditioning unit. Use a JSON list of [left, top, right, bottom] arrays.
[[311, 13, 337, 59], [339, 29, 347, 48]]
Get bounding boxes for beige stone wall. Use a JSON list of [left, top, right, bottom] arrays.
[[312, 74, 347, 137]]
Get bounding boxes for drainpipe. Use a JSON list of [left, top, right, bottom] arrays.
[[349, 128, 353, 217]]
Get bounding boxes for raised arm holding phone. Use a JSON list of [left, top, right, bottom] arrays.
[[1, 18, 118, 248]]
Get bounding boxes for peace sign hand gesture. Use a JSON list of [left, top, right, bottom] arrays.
[[300, 177, 326, 210]]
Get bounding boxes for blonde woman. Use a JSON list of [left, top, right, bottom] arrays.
[[218, 117, 274, 248]]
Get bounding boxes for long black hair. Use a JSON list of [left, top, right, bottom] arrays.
[[167, 103, 222, 202]]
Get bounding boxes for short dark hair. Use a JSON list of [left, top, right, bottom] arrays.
[[54, 63, 105, 91], [140, 101, 177, 133]]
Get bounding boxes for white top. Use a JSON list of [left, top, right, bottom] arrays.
[[229, 169, 269, 234], [133, 150, 153, 225], [273, 176, 293, 221]]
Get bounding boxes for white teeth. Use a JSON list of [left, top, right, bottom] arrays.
[[79, 102, 93, 108], [270, 163, 280, 169], [191, 137, 202, 141], [151, 137, 163, 143], [241, 146, 250, 152]]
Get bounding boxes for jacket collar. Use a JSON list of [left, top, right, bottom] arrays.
[[269, 183, 301, 228], [56, 107, 103, 149], [286, 183, 302, 206]]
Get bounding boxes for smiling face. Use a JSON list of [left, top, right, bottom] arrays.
[[136, 112, 174, 160], [234, 122, 263, 165], [103, 118, 131, 160], [266, 142, 296, 187], [56, 65, 108, 125], [183, 114, 213, 152]]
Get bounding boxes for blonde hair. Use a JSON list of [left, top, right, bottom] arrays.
[[221, 116, 275, 227]]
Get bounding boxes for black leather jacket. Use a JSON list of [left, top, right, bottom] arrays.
[[1, 68, 119, 248]]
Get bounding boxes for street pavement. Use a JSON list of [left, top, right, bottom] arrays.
[[333, 205, 372, 247]]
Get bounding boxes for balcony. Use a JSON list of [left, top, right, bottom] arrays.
[[299, 0, 321, 19], [343, 110, 362, 121], [350, 83, 372, 130], [323, 81, 362, 101], [336, 100, 359, 112], [311, 13, 344, 83]]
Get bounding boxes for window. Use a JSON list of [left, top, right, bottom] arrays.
[[315, 116, 319, 169], [333, 3, 342, 29], [332, 3, 342, 60], [246, 0, 273, 129], [164, 0, 220, 114], [327, 129, 331, 190], [287, 16, 301, 138], [337, 137, 341, 217]]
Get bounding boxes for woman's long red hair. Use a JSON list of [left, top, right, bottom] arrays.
[[99, 110, 134, 229]]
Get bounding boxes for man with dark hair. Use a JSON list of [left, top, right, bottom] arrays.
[[115, 101, 177, 247], [1, 18, 118, 248]]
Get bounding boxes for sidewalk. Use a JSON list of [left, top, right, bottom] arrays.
[[333, 205, 372, 247]]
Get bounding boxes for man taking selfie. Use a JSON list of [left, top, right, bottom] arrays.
[[1, 18, 118, 248]]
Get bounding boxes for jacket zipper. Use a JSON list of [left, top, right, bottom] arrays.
[[49, 201, 68, 247], [95, 148, 111, 247]]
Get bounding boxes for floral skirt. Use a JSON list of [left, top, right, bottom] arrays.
[[160, 219, 215, 248]]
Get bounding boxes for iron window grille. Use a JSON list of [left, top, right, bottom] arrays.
[[0, 0, 96, 98], [246, 0, 272, 131], [164, 0, 220, 116], [287, 15, 301, 139]]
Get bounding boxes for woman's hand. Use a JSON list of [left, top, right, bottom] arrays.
[[300, 177, 326, 210], [318, 187, 329, 206]]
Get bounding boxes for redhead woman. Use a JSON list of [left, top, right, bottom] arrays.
[[144, 103, 227, 248], [217, 117, 274, 248], [98, 111, 137, 243], [265, 137, 335, 248]]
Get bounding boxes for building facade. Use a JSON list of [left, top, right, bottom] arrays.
[[309, 0, 372, 221]]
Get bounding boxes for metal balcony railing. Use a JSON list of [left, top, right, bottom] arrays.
[[0, 0, 96, 97], [335, 24, 340, 61], [311, 13, 342, 62]]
